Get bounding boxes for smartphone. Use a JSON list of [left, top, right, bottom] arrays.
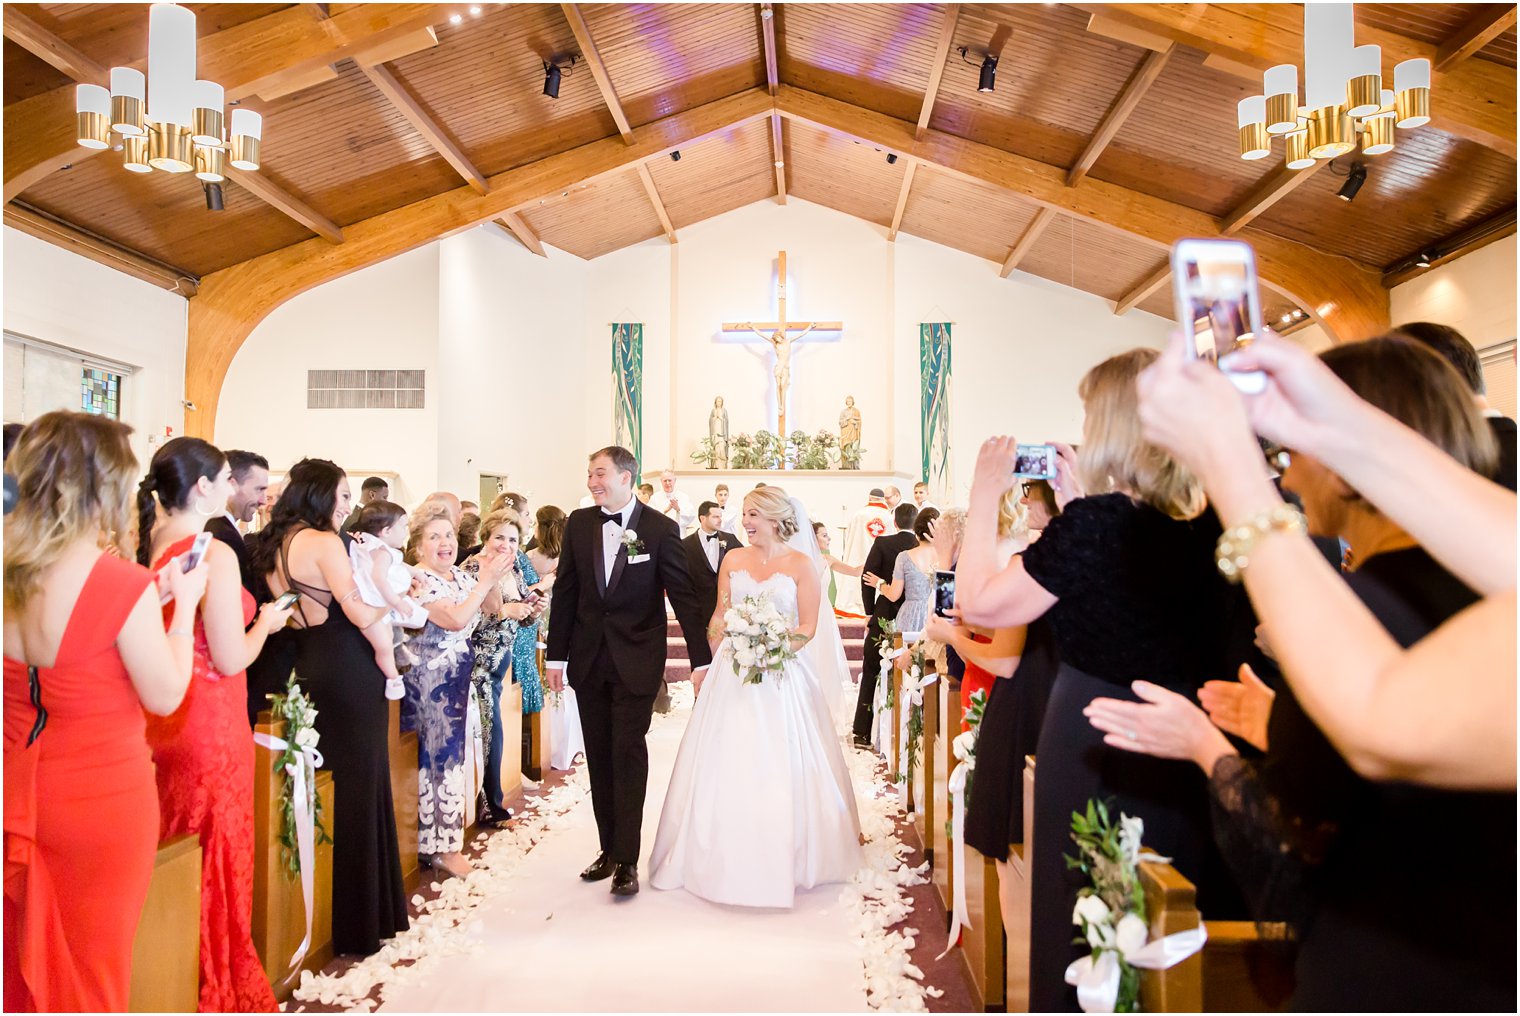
[[181, 531, 213, 573], [1013, 443, 1057, 480], [271, 589, 301, 611], [933, 569, 956, 618], [1170, 238, 1267, 394]]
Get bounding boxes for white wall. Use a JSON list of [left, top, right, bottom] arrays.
[[3, 226, 188, 467], [1391, 235, 1517, 353]]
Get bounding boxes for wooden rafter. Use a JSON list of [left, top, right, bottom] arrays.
[[5, 202, 199, 296], [226, 169, 344, 244], [561, 3, 634, 143], [636, 164, 677, 243], [357, 59, 488, 195], [758, 3, 786, 204], [1382, 207, 1517, 286], [1000, 206, 1058, 278], [915, 4, 961, 140], [887, 160, 919, 242], [1073, 3, 1517, 159], [1435, 5, 1518, 72], [1114, 262, 1170, 316], [1219, 161, 1328, 235], [493, 211, 547, 257], [2, 6, 106, 82], [1066, 45, 1172, 186], [769, 114, 788, 204]]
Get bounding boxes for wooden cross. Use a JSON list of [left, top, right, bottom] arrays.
[[721, 250, 843, 439]]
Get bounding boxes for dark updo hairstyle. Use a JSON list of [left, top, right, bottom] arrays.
[[912, 506, 941, 541], [249, 458, 346, 579], [136, 436, 227, 566], [351, 499, 407, 538]]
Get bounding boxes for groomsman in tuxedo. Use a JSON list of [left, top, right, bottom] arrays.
[[682, 501, 742, 624], [852, 502, 920, 745], [205, 449, 268, 596]]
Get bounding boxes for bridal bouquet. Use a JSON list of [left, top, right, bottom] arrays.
[[723, 593, 796, 685]]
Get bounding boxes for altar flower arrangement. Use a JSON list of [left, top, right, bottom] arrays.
[[723, 593, 796, 685]]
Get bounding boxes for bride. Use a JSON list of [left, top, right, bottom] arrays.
[[650, 487, 863, 908]]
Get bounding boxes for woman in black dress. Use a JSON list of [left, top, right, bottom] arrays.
[[1085, 337, 1514, 1011], [251, 459, 409, 956], [956, 349, 1258, 1010]]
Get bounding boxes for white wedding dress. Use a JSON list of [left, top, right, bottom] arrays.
[[649, 569, 864, 908]]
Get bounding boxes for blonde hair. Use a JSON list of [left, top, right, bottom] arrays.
[[4, 412, 139, 611], [404, 503, 455, 565], [996, 486, 1029, 541], [743, 486, 800, 541], [1078, 348, 1204, 520], [478, 508, 522, 546]]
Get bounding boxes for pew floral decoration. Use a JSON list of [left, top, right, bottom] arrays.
[[938, 687, 988, 959], [266, 677, 332, 877], [892, 644, 934, 787]]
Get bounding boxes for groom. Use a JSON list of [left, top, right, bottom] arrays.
[[546, 446, 712, 897]]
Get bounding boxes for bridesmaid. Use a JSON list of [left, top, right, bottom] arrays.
[[4, 412, 207, 1011], [137, 438, 293, 1011]]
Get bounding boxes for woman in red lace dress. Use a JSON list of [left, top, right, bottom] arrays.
[[138, 438, 293, 1013], [4, 413, 207, 1012]]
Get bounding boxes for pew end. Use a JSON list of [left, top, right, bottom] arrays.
[[129, 834, 202, 1013]]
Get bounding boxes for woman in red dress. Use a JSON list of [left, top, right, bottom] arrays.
[[138, 438, 293, 1013], [3, 412, 208, 1012]]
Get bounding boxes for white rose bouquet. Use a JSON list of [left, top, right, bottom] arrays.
[[722, 592, 796, 685]]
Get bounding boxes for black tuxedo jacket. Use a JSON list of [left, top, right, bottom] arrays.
[[545, 499, 713, 696], [204, 515, 257, 597], [1488, 415, 1517, 492], [681, 528, 742, 622], [861, 531, 918, 619]]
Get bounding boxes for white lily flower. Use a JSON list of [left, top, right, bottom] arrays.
[[1116, 912, 1149, 957]]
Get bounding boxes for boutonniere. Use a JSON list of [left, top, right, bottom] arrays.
[[619, 529, 645, 556]]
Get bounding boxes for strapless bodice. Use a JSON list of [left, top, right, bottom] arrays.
[[729, 569, 800, 625]]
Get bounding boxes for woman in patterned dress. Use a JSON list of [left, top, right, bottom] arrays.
[[402, 506, 511, 878]]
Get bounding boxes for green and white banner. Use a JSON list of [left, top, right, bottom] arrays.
[[920, 323, 951, 499], [612, 323, 643, 468]]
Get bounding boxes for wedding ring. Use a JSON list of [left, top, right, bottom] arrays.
[[1126, 729, 1138, 741]]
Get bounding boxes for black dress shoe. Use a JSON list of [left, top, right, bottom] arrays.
[[580, 853, 616, 882], [610, 862, 639, 897]]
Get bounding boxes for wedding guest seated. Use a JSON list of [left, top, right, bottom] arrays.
[[205, 449, 268, 595], [1089, 336, 1514, 1011], [4, 411, 208, 1012]]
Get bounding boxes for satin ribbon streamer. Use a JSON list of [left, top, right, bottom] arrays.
[[938, 757, 974, 959], [463, 690, 484, 830], [1063, 925, 1209, 1013], [896, 664, 937, 809], [253, 732, 324, 978]]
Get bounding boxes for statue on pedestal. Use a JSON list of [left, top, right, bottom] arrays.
[[708, 396, 730, 469], [839, 395, 862, 470]]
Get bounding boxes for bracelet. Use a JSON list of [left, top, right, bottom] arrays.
[[168, 627, 195, 638], [1216, 504, 1307, 583]]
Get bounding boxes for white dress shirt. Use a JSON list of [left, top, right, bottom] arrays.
[[600, 496, 638, 585], [700, 529, 722, 572]]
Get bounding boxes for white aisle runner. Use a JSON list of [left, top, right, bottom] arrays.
[[377, 699, 870, 1013]]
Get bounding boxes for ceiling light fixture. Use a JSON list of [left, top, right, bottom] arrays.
[[886, 153, 898, 165], [1337, 160, 1367, 201], [1415, 250, 1434, 268], [1238, 4, 1430, 171], [203, 181, 224, 211], [670, 150, 681, 162], [74, 4, 264, 184], [449, 13, 462, 25], [542, 55, 576, 99], [958, 46, 999, 94]]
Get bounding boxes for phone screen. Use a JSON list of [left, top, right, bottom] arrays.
[[1171, 239, 1267, 393], [933, 570, 955, 618], [272, 590, 301, 611], [1013, 444, 1057, 480], [182, 531, 213, 573]]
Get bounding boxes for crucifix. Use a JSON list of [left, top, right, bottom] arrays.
[[721, 250, 843, 440]]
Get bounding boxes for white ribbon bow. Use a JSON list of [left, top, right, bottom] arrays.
[[1062, 925, 1209, 1012], [938, 757, 975, 959], [252, 731, 325, 979], [896, 665, 937, 809]]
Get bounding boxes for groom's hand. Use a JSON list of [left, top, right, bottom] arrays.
[[691, 664, 708, 698], [546, 663, 566, 693]]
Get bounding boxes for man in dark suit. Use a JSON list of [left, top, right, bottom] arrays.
[[545, 446, 712, 897], [851, 501, 920, 745], [343, 475, 391, 532], [1392, 321, 1517, 491], [681, 500, 742, 625], [205, 449, 268, 596]]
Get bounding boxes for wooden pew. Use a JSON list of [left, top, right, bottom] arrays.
[[1003, 755, 1037, 1012], [950, 677, 1005, 1011], [523, 646, 552, 781], [388, 699, 421, 892], [129, 834, 202, 1012], [495, 682, 526, 814], [931, 671, 957, 918], [253, 712, 336, 1001], [913, 656, 939, 863]]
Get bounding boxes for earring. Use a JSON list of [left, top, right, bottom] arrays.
[[193, 495, 217, 518]]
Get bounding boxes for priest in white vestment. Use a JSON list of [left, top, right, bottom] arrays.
[[834, 489, 893, 617], [648, 470, 699, 534]]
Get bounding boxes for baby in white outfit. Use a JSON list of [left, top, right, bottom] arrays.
[[347, 503, 428, 700]]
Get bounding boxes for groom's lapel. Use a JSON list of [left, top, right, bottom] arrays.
[[592, 510, 609, 599], [605, 499, 643, 597]]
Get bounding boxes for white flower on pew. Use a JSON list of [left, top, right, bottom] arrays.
[[1115, 912, 1149, 959]]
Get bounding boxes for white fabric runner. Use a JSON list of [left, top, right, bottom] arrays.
[[252, 731, 323, 978]]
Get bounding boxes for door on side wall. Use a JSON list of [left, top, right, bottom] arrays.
[[480, 474, 508, 512]]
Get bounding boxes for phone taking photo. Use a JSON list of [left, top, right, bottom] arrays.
[[1170, 238, 1268, 394], [181, 531, 213, 573], [1013, 443, 1057, 480], [933, 569, 956, 619], [271, 589, 301, 611]]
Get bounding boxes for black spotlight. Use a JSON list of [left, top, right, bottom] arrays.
[[978, 55, 997, 93], [543, 61, 561, 99], [1415, 250, 1435, 268], [203, 182, 224, 211], [1337, 161, 1367, 202], [670, 150, 681, 162], [886, 153, 898, 165]]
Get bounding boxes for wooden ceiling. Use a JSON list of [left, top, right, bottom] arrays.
[[4, 2, 1516, 330]]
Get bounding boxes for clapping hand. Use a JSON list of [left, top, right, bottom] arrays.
[[1083, 680, 1234, 772], [1199, 664, 1275, 751], [925, 516, 960, 569]]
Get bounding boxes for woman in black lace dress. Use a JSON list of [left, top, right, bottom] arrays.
[[1084, 338, 1514, 1011]]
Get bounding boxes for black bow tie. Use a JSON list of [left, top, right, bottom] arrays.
[[601, 511, 623, 526], [705, 533, 721, 542]]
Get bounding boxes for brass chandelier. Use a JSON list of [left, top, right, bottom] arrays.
[[73, 3, 263, 183], [1237, 3, 1430, 170]]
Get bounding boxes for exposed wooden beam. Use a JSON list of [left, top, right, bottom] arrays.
[[887, 160, 919, 242], [2, 7, 106, 82], [1000, 206, 1058, 278], [1220, 160, 1329, 235], [1084, 12, 1174, 53], [351, 26, 440, 68], [1436, 5, 1518, 72], [1073, 3, 1517, 159], [636, 164, 677, 243], [357, 60, 488, 195], [1067, 45, 1172, 186], [774, 84, 1389, 343], [1114, 262, 1170, 316], [5, 3, 441, 202], [184, 88, 775, 438], [560, 3, 634, 143], [759, 3, 779, 95], [915, 4, 961, 140], [769, 113, 787, 205], [226, 168, 344, 244], [5, 203, 198, 296], [493, 211, 546, 257], [255, 63, 339, 102], [1382, 207, 1517, 287]]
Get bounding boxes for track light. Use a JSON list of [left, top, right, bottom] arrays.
[[670, 150, 681, 162], [886, 153, 897, 165], [203, 181, 223, 211], [1415, 250, 1434, 268], [543, 61, 561, 98], [1337, 161, 1367, 202], [978, 55, 998, 93]]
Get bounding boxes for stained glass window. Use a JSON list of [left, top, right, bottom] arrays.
[[81, 367, 121, 419]]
